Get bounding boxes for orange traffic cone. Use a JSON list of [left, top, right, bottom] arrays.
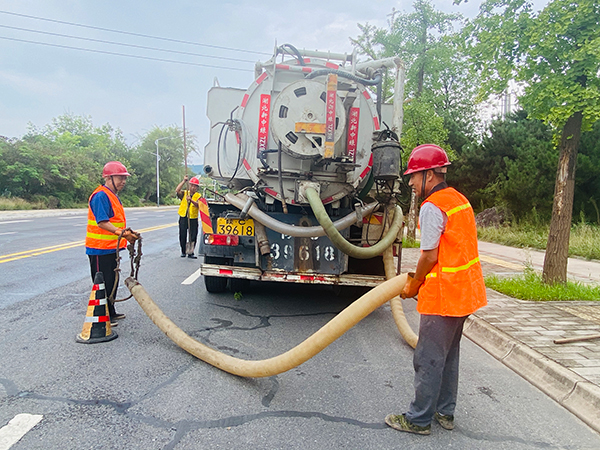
[[76, 272, 118, 344]]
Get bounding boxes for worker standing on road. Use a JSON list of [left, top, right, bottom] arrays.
[[86, 161, 140, 326], [175, 175, 201, 259], [385, 144, 487, 435]]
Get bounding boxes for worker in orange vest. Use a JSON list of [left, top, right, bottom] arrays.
[[385, 144, 487, 435], [86, 161, 140, 326]]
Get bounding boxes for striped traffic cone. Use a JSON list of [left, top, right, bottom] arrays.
[[75, 272, 118, 344]]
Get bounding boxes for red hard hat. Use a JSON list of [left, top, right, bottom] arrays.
[[189, 176, 200, 186], [404, 144, 451, 175], [102, 161, 131, 177]]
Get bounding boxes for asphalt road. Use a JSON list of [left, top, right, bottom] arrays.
[[1, 208, 599, 449]]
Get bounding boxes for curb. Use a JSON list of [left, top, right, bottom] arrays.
[[464, 315, 600, 433]]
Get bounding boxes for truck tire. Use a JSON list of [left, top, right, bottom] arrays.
[[204, 276, 228, 293], [204, 256, 230, 293], [230, 278, 250, 293]]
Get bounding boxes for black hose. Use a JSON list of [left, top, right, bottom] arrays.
[[279, 44, 306, 66], [278, 141, 288, 214], [376, 75, 383, 122], [306, 69, 382, 86]]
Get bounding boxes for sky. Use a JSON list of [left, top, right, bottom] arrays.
[[0, 1, 548, 164]]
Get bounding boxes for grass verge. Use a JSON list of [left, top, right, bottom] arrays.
[[478, 221, 600, 261], [485, 269, 600, 301], [0, 197, 47, 211]]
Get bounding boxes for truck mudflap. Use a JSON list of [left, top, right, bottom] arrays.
[[200, 264, 385, 287]]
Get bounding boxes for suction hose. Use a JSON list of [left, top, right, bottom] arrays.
[[305, 187, 402, 260], [224, 193, 378, 238], [305, 187, 418, 347], [125, 273, 407, 378], [383, 244, 418, 349]]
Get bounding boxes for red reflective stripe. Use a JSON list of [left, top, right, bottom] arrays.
[[359, 154, 374, 179], [256, 72, 268, 84], [276, 64, 290, 70], [241, 93, 249, 108], [373, 116, 380, 130], [219, 269, 233, 275]]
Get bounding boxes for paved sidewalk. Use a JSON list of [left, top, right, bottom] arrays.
[[402, 244, 600, 433]]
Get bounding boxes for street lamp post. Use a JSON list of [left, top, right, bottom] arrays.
[[154, 137, 171, 207]]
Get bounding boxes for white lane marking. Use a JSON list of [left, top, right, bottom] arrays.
[[0, 232, 17, 236], [0, 414, 43, 450], [58, 216, 83, 220], [182, 268, 202, 285], [0, 220, 33, 225]]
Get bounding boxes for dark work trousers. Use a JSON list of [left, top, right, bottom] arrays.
[[405, 314, 468, 427], [88, 253, 120, 318], [179, 216, 199, 255]]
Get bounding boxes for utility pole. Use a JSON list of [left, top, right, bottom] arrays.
[[154, 137, 171, 207], [183, 106, 188, 176]]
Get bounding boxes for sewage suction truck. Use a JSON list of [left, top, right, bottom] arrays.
[[122, 45, 418, 371], [199, 43, 407, 295]]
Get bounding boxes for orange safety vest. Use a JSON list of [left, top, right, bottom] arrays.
[[85, 185, 127, 251], [417, 187, 487, 316]]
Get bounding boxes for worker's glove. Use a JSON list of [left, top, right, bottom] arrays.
[[115, 228, 140, 244], [400, 272, 423, 299]]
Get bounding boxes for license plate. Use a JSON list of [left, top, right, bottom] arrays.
[[216, 218, 255, 236]]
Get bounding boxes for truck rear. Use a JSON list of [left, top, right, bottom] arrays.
[[199, 44, 406, 293]]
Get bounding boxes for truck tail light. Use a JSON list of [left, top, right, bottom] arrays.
[[204, 234, 240, 246]]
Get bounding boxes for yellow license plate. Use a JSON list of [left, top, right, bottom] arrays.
[[216, 218, 255, 236]]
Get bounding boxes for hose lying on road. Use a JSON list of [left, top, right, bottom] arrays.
[[125, 273, 407, 378]]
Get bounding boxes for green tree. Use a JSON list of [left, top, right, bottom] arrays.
[[576, 121, 600, 224], [0, 114, 133, 207], [129, 126, 196, 206], [463, 0, 600, 283], [351, 0, 479, 151], [450, 110, 556, 218]]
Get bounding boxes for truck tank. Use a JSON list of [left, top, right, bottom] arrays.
[[199, 44, 406, 293], [203, 44, 405, 208]]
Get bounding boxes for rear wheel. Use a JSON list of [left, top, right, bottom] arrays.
[[204, 276, 228, 293], [204, 256, 230, 293], [230, 278, 251, 293], [332, 285, 371, 299]]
